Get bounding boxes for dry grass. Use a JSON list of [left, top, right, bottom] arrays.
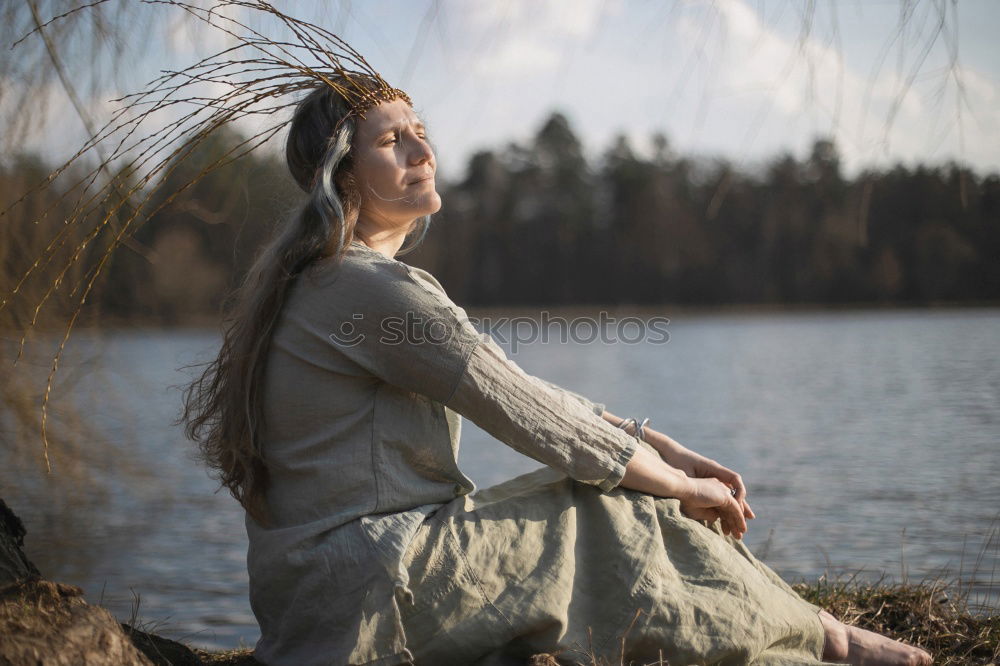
[[0, 579, 154, 664], [195, 648, 261, 665], [793, 576, 999, 666], [0, 579, 85, 630]]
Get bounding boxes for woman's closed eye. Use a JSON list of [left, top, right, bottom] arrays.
[[383, 131, 429, 146]]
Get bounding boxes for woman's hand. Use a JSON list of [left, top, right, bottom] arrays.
[[617, 445, 747, 539], [645, 430, 756, 523], [678, 477, 748, 540], [604, 411, 755, 536]]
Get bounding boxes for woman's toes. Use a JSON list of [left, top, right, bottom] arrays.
[[902, 643, 932, 665], [844, 623, 933, 666]]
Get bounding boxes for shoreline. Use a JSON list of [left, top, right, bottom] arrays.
[[2, 300, 999, 336]]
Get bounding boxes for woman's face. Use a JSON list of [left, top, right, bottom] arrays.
[[351, 98, 441, 234]]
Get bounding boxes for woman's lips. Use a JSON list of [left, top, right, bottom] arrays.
[[408, 174, 434, 185]]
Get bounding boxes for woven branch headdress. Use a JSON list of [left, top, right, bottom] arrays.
[[2, 0, 412, 468]]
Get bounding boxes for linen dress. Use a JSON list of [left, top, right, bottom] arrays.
[[247, 239, 838, 666]]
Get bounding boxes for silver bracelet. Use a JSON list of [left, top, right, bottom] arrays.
[[617, 417, 651, 442]]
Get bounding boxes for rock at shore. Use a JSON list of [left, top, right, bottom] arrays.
[[0, 498, 40, 587], [0, 497, 194, 666]]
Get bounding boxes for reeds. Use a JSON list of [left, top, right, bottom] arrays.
[[2, 1, 392, 470]]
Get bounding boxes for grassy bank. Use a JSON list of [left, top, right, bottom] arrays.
[[183, 579, 998, 666], [790, 576, 998, 666]]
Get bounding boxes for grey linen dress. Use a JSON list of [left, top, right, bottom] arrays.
[[248, 239, 837, 666]]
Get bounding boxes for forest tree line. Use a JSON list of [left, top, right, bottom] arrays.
[[2, 111, 998, 327]]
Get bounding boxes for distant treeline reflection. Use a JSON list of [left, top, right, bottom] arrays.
[[3, 111, 998, 325]]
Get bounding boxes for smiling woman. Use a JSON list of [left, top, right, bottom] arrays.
[[179, 67, 932, 666]]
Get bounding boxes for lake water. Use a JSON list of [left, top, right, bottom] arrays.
[[2, 307, 998, 650]]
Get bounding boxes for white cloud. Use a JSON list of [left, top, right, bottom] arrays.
[[669, 0, 993, 172], [166, 0, 243, 55], [475, 39, 560, 75], [454, 0, 614, 77]]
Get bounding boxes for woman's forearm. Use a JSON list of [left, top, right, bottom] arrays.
[[601, 410, 692, 464], [619, 442, 692, 498], [600, 410, 691, 497], [602, 409, 655, 438]]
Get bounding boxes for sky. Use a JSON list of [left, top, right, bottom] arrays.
[[341, 0, 1000, 181], [10, 0, 1000, 183]]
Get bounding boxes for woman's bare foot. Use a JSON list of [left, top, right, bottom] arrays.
[[819, 609, 932, 665]]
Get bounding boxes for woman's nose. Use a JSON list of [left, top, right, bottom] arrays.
[[407, 134, 434, 165]]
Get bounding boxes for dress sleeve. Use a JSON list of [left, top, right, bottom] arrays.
[[321, 257, 635, 492], [318, 259, 482, 405], [446, 334, 637, 493], [532, 378, 606, 417], [479, 332, 606, 417]]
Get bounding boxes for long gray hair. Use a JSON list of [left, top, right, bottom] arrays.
[[180, 77, 430, 524]]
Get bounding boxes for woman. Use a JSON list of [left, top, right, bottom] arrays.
[[183, 75, 932, 666]]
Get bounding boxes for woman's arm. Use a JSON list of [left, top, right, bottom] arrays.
[[458, 337, 749, 537], [601, 408, 739, 482], [447, 343, 749, 538]]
